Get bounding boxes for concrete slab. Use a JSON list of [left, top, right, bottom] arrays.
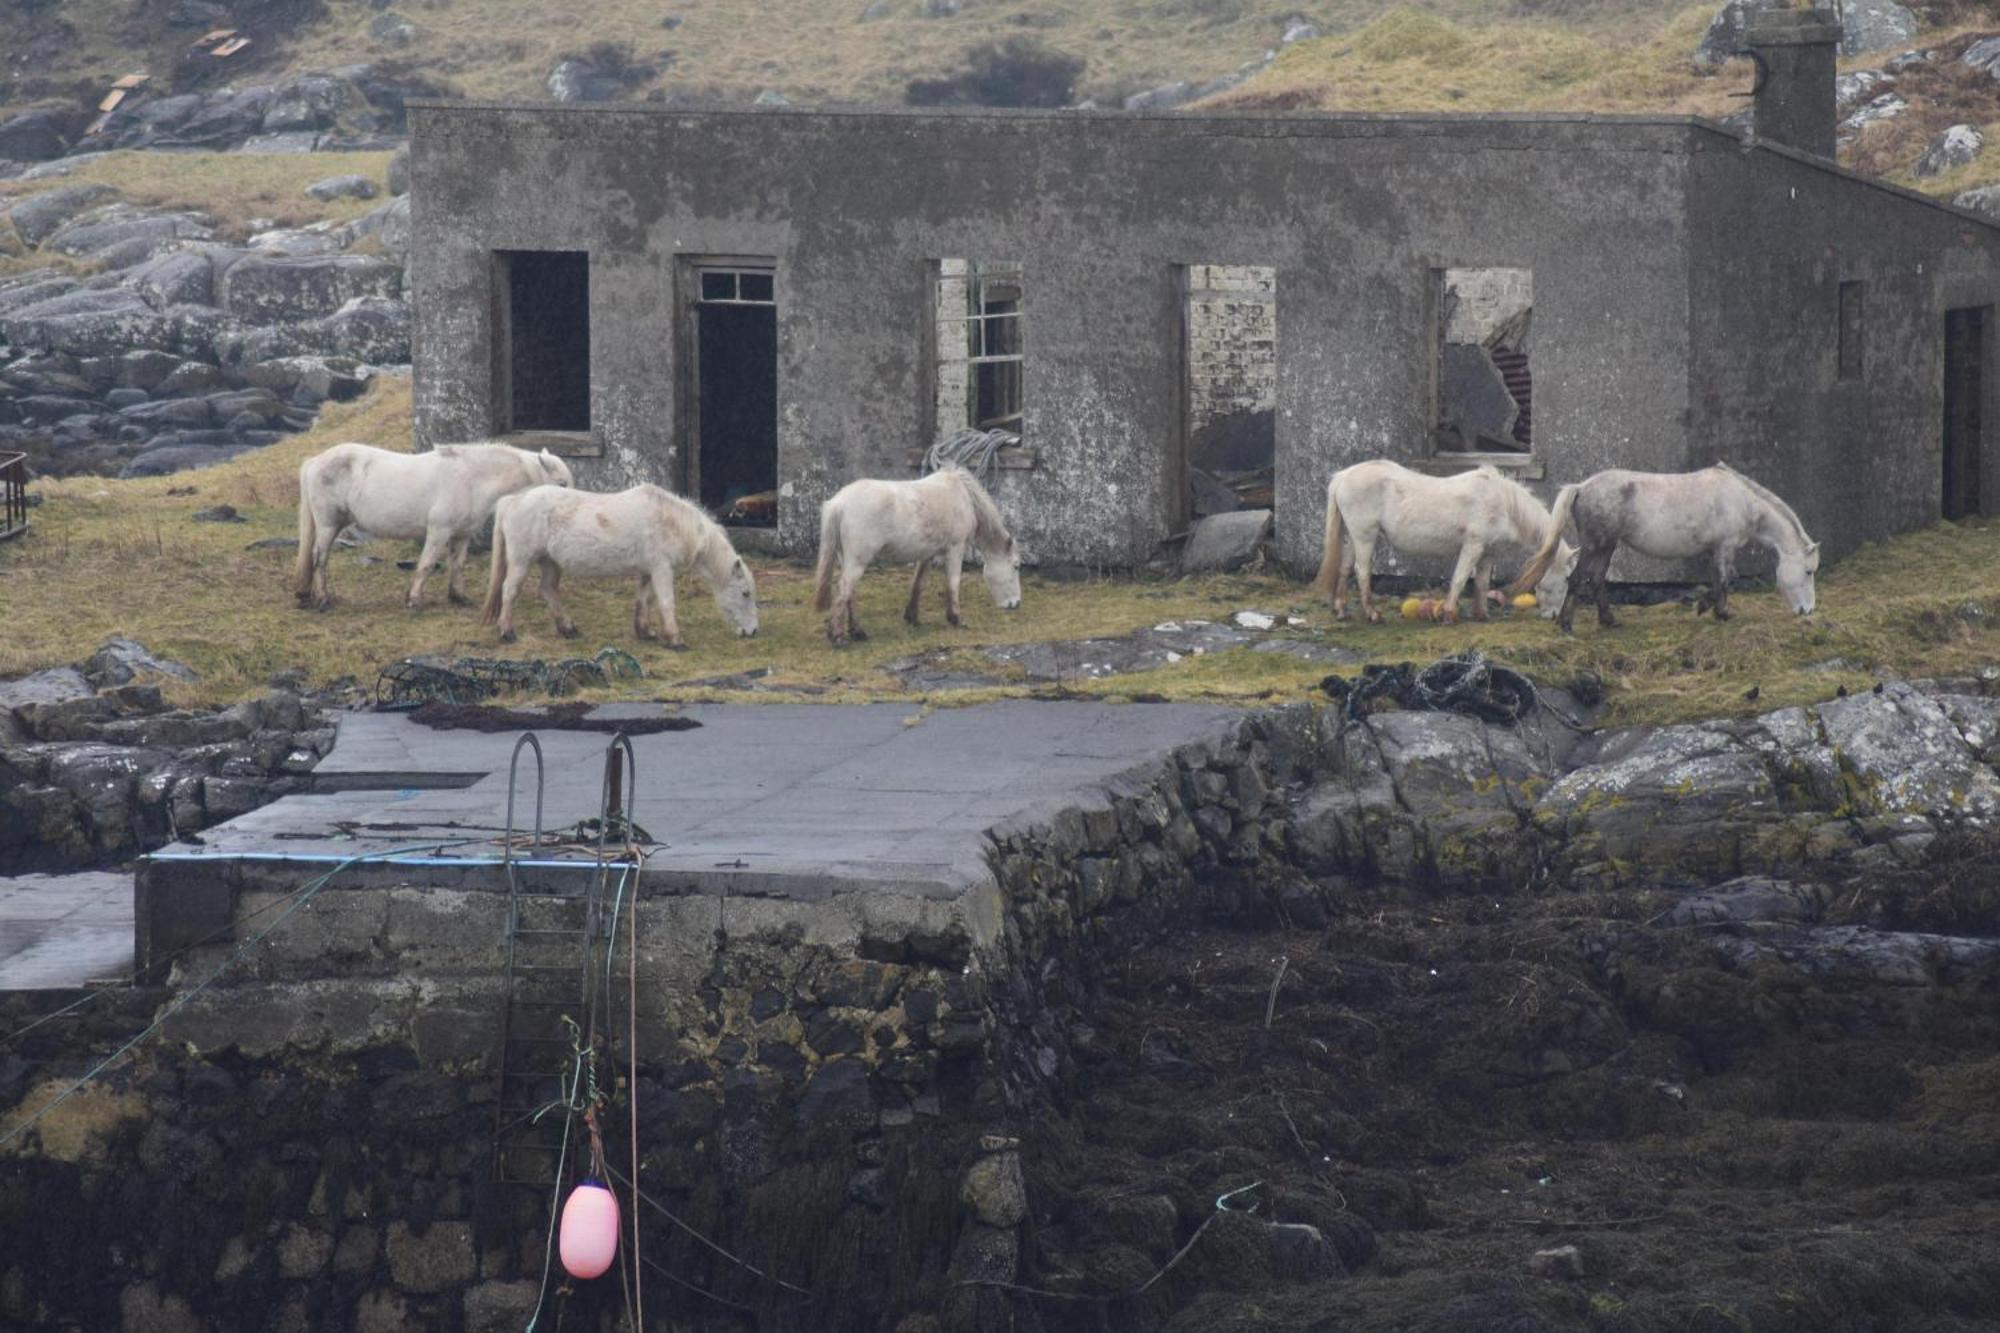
[[149, 701, 1246, 901], [0, 872, 134, 989]]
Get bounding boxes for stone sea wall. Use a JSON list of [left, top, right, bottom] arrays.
[[9, 681, 2000, 1329]]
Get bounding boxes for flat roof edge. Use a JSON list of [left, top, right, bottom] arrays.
[[402, 97, 1711, 131]]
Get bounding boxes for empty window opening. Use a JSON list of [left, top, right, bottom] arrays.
[[935, 260, 1024, 439], [1436, 267, 1532, 455], [1839, 281, 1866, 382], [1945, 305, 1986, 521], [690, 263, 778, 526], [1182, 264, 1276, 521], [498, 250, 590, 434]]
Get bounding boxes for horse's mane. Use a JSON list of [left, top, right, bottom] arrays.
[[1497, 470, 1555, 541], [1715, 462, 1812, 548], [646, 485, 734, 573], [938, 466, 1012, 549]]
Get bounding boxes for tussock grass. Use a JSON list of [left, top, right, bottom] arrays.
[[1208, 6, 1747, 117], [0, 149, 396, 239], [2, 377, 1996, 726]]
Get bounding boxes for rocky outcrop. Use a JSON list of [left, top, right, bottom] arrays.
[[1915, 124, 1984, 179], [1290, 679, 2000, 893], [0, 649, 332, 873], [1695, 0, 1918, 68], [0, 172, 406, 478]]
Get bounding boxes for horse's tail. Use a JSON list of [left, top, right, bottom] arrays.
[[481, 498, 511, 624], [1509, 482, 1578, 596], [811, 501, 841, 613], [1308, 475, 1344, 595], [292, 462, 317, 601]]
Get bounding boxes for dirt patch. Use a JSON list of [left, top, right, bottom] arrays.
[[403, 701, 701, 735], [1018, 872, 2000, 1329]]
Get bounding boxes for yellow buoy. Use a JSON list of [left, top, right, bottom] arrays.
[[1511, 592, 1538, 610], [1400, 597, 1424, 620]]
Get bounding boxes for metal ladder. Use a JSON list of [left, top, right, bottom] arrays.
[[492, 731, 642, 1186]]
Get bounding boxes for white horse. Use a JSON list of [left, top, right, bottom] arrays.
[[1512, 463, 1819, 632], [811, 466, 1022, 645], [481, 483, 758, 647], [293, 441, 571, 611], [1309, 460, 1574, 623]]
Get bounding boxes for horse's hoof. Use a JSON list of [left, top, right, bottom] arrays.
[[499, 630, 517, 644], [946, 612, 962, 628], [1365, 609, 1382, 625], [904, 612, 921, 627], [447, 590, 471, 607], [314, 598, 334, 613], [851, 627, 870, 642], [558, 625, 580, 639]]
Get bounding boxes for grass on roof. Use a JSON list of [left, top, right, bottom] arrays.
[[1, 375, 1995, 728]]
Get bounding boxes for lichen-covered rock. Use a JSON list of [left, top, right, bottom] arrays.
[[1914, 124, 1984, 179], [1697, 0, 1916, 67], [219, 253, 403, 323], [1818, 683, 2000, 818], [961, 1149, 1027, 1228], [2, 183, 118, 247]]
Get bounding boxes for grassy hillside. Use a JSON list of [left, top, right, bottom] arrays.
[[0, 1, 1788, 116]]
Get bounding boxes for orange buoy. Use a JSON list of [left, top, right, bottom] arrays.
[[560, 1179, 620, 1279], [1400, 597, 1423, 620]]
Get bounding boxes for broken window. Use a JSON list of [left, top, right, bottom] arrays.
[[935, 260, 1024, 437], [1183, 264, 1277, 520], [496, 250, 590, 434], [1839, 280, 1865, 381], [1435, 267, 1532, 455]]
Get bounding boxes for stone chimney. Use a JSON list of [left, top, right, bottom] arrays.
[[1744, 7, 1842, 159]]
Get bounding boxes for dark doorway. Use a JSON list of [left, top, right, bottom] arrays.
[[1945, 306, 1987, 521], [691, 267, 778, 525], [499, 250, 590, 433]]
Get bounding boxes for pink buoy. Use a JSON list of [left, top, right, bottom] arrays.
[[559, 1179, 620, 1279]]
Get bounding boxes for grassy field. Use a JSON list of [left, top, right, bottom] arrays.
[[3, 376, 1995, 727], [0, 150, 397, 242]]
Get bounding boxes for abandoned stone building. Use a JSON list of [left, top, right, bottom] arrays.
[[409, 9, 2000, 575]]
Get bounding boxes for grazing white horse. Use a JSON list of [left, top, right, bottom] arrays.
[[811, 466, 1022, 645], [293, 441, 571, 611], [1309, 460, 1574, 623], [1512, 463, 1819, 632], [481, 483, 758, 647]]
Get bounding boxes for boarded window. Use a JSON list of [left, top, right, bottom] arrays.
[[1183, 264, 1277, 519], [1436, 267, 1532, 455], [497, 250, 590, 433], [935, 260, 1024, 436], [1839, 280, 1865, 381]]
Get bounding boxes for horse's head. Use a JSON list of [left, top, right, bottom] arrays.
[[539, 449, 574, 488], [1533, 543, 1579, 619], [709, 553, 760, 637], [983, 536, 1022, 611], [1778, 541, 1820, 616]]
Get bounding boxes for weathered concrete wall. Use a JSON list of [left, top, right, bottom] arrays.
[[410, 106, 1704, 571], [1688, 130, 2000, 564]]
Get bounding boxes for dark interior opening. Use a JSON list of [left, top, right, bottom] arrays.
[[1945, 305, 1986, 521], [505, 251, 590, 432], [695, 301, 778, 525]]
